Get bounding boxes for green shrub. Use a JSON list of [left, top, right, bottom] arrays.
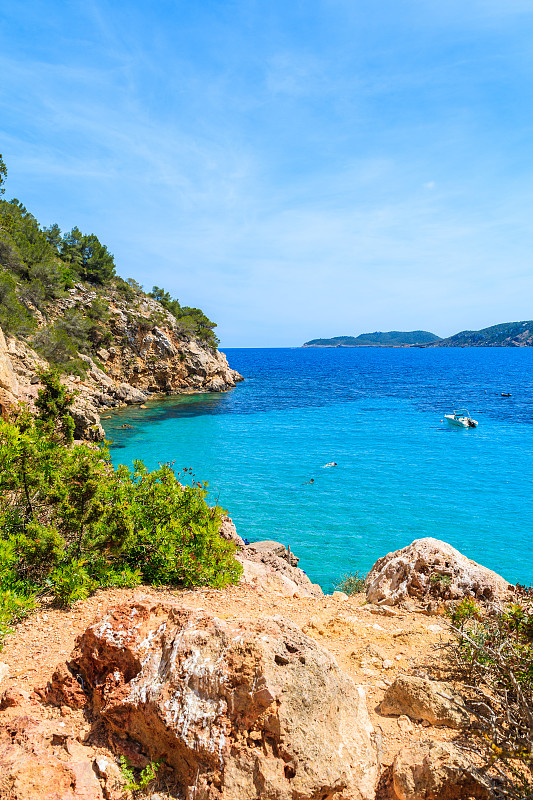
[[49, 559, 97, 606], [148, 286, 219, 348], [119, 755, 160, 794], [429, 571, 452, 588], [33, 312, 91, 375], [447, 591, 533, 797], [0, 589, 36, 649], [0, 268, 35, 336], [335, 570, 367, 595], [447, 596, 481, 629], [0, 370, 242, 645]]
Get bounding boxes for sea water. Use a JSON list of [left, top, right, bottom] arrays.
[[103, 347, 533, 592]]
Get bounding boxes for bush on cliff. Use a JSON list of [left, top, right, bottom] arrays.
[[0, 161, 221, 371], [149, 285, 219, 348], [0, 371, 242, 647]]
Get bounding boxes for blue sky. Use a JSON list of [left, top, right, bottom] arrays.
[[1, 1, 533, 346]]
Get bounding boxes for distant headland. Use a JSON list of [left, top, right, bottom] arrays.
[[302, 320, 533, 348], [302, 331, 441, 347]]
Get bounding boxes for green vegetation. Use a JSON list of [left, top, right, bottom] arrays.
[[0, 155, 6, 194], [0, 371, 242, 649], [0, 155, 220, 370], [447, 593, 533, 797], [429, 571, 452, 591], [303, 331, 441, 347], [149, 285, 219, 348], [119, 755, 161, 795], [438, 320, 533, 347], [335, 570, 367, 595]]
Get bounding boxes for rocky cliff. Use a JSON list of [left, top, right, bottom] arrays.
[[0, 283, 242, 440]]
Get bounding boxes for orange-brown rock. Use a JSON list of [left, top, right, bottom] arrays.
[[391, 741, 491, 800], [0, 712, 104, 800], [380, 675, 470, 729], [66, 600, 378, 799]]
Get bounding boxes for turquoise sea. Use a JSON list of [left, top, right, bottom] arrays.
[[103, 347, 533, 593]]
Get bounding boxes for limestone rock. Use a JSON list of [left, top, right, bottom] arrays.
[[0, 326, 18, 395], [239, 541, 323, 598], [380, 675, 470, 728], [114, 383, 147, 404], [218, 515, 245, 548], [392, 741, 491, 800], [68, 600, 378, 800], [366, 538, 511, 607], [71, 403, 105, 442], [244, 540, 300, 566], [0, 285, 243, 441]]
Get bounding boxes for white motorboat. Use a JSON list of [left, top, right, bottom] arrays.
[[444, 408, 478, 428]]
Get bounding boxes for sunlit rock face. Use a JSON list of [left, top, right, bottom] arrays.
[[66, 600, 378, 800], [0, 286, 243, 440], [366, 537, 512, 607]]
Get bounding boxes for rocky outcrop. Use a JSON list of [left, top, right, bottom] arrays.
[[62, 600, 377, 800], [0, 326, 20, 419], [380, 675, 470, 729], [391, 741, 491, 800], [366, 538, 511, 607], [239, 540, 324, 598], [0, 326, 18, 397], [0, 285, 243, 440], [218, 515, 246, 548], [0, 708, 105, 800], [215, 523, 323, 599]]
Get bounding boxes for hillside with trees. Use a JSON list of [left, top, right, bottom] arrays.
[[303, 331, 441, 347], [0, 155, 242, 440], [434, 320, 533, 347], [0, 196, 219, 360]]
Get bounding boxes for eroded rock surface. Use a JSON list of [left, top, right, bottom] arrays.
[[218, 515, 245, 548], [0, 326, 18, 396], [0, 709, 104, 800], [65, 600, 377, 800], [380, 675, 470, 729], [366, 538, 511, 607], [239, 541, 324, 598], [392, 741, 491, 800], [0, 285, 243, 442]]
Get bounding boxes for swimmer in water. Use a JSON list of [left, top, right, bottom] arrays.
[[323, 462, 337, 468], [303, 478, 315, 485]]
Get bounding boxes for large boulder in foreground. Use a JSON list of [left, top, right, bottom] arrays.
[[392, 741, 491, 800], [67, 601, 377, 800], [366, 538, 511, 607]]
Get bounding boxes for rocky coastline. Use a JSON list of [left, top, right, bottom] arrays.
[[0, 284, 243, 441], [0, 532, 517, 800]]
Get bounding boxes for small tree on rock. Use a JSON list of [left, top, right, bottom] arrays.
[[35, 369, 76, 443]]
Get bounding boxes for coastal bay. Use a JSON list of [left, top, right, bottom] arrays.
[[105, 346, 533, 592]]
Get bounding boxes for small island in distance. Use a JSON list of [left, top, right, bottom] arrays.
[[303, 331, 441, 347], [303, 320, 533, 348]]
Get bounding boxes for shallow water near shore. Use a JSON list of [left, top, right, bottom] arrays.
[[104, 347, 533, 592]]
